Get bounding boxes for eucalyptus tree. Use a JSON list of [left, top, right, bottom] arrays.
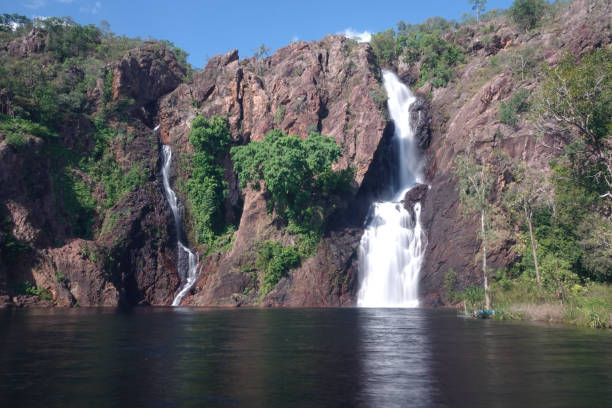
[[453, 148, 496, 310], [504, 163, 553, 288], [468, 0, 487, 22]]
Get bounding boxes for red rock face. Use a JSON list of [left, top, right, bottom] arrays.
[[416, 0, 611, 306], [159, 35, 389, 307]]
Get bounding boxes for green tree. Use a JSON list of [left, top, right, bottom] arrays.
[[186, 115, 232, 244], [504, 163, 553, 288], [469, 0, 488, 22], [508, 0, 548, 31], [370, 29, 399, 66], [454, 148, 496, 309], [231, 129, 346, 229], [534, 48, 612, 199]]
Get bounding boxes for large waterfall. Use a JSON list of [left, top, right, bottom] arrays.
[[357, 70, 427, 308], [160, 143, 200, 306]]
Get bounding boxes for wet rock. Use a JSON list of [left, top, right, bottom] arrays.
[[409, 96, 432, 149]]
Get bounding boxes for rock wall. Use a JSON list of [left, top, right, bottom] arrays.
[[158, 35, 390, 306], [416, 0, 611, 305]]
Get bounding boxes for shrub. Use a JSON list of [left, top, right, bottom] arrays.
[[5, 132, 27, 149], [185, 115, 232, 245], [232, 129, 350, 235], [256, 241, 301, 296], [370, 29, 400, 66], [499, 88, 530, 127], [398, 27, 464, 88], [11, 281, 52, 300], [508, 0, 548, 31]]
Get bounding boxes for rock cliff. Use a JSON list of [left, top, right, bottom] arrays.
[[1, 0, 609, 308], [158, 35, 390, 306]]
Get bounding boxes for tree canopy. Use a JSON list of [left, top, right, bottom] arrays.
[[231, 129, 351, 229]]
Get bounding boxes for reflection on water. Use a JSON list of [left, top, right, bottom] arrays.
[[0, 307, 611, 407], [357, 309, 438, 407]]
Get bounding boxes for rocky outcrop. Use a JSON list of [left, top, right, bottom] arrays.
[[0, 44, 184, 308], [416, 0, 611, 305], [5, 28, 45, 57], [159, 35, 389, 306], [403, 183, 429, 221], [409, 96, 432, 149], [112, 43, 186, 108]]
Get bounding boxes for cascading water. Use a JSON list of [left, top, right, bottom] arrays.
[[357, 70, 427, 308], [160, 142, 200, 306]]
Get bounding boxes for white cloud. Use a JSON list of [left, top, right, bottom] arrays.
[[80, 1, 102, 14], [25, 0, 47, 9], [342, 28, 372, 43], [291, 35, 299, 43], [56, 0, 76, 3]]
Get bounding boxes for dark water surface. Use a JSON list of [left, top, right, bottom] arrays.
[[1, 307, 611, 407]]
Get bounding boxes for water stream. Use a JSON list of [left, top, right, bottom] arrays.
[[159, 142, 200, 306], [357, 70, 427, 308]]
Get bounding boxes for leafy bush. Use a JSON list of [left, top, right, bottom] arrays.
[[461, 285, 486, 314], [185, 115, 232, 245], [508, 0, 548, 31], [499, 88, 530, 127], [370, 29, 401, 66], [11, 281, 52, 300], [256, 241, 301, 296], [232, 129, 348, 230], [4, 132, 27, 149]]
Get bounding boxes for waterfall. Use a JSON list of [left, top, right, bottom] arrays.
[[357, 70, 427, 308], [160, 143, 200, 306]]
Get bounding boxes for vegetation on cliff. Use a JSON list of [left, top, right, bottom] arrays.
[[185, 115, 232, 246], [451, 44, 612, 327], [232, 129, 353, 295]]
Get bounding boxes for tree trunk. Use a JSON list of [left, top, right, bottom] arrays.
[[481, 210, 491, 310], [526, 208, 542, 288]]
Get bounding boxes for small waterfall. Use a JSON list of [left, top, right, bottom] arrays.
[[160, 143, 200, 306], [357, 70, 427, 308]]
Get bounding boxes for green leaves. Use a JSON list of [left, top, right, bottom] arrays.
[[256, 241, 301, 296], [185, 115, 232, 245], [508, 0, 548, 31], [231, 129, 346, 227], [499, 88, 530, 128]]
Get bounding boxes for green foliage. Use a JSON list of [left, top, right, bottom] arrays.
[[274, 104, 286, 125], [55, 271, 67, 283], [399, 25, 465, 88], [232, 129, 349, 233], [508, 0, 548, 31], [0, 214, 30, 263], [535, 49, 612, 153], [256, 241, 301, 296], [0, 116, 57, 140], [11, 281, 52, 300], [370, 29, 401, 66], [453, 152, 495, 215], [565, 284, 612, 328], [499, 88, 530, 127], [185, 115, 232, 245], [4, 132, 27, 149], [469, 0, 488, 22], [444, 268, 458, 302], [43, 17, 102, 62], [462, 285, 486, 313]]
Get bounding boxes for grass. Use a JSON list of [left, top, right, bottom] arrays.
[[490, 278, 612, 329]]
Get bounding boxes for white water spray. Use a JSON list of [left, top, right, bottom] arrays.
[[160, 144, 200, 306], [357, 70, 427, 308]]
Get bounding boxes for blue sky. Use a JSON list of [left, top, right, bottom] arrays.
[[4, 0, 517, 67]]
